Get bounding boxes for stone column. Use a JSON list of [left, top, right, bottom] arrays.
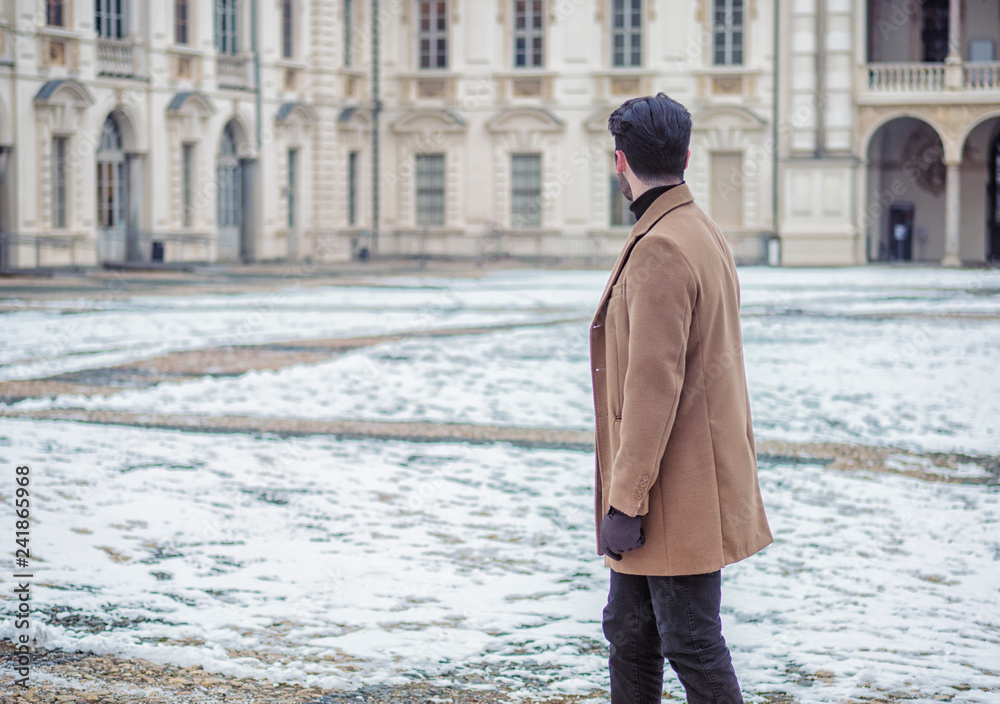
[[948, 0, 962, 59], [942, 160, 961, 267], [945, 0, 963, 89]]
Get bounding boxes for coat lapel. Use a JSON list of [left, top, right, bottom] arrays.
[[591, 184, 695, 324]]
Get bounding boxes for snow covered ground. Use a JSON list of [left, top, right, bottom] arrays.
[[12, 267, 1000, 455], [2, 267, 1000, 701]]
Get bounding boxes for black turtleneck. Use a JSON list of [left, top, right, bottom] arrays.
[[629, 182, 684, 221]]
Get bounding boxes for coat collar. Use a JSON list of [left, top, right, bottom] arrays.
[[592, 183, 695, 323]]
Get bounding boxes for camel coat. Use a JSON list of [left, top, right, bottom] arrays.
[[590, 184, 772, 576]]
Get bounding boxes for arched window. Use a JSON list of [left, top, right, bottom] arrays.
[[217, 122, 243, 259], [96, 116, 125, 232]]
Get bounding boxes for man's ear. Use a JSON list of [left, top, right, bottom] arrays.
[[615, 149, 628, 175], [685, 149, 691, 171]]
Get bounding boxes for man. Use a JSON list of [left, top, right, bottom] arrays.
[[590, 93, 772, 704]]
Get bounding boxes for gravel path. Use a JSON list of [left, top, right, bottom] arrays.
[[1, 641, 602, 704]]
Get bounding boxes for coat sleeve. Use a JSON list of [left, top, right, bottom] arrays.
[[608, 236, 694, 517]]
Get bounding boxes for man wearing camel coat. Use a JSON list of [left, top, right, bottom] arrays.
[[591, 93, 772, 703]]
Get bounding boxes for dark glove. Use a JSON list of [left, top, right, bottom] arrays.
[[599, 506, 645, 561]]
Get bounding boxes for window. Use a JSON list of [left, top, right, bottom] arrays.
[[344, 0, 353, 67], [175, 0, 189, 44], [96, 116, 126, 231], [418, 1, 448, 69], [216, 0, 239, 54], [609, 156, 635, 227], [287, 149, 297, 229], [713, 0, 744, 66], [52, 137, 68, 229], [415, 154, 445, 226], [282, 0, 294, 59], [611, 0, 641, 67], [921, 0, 949, 63], [217, 123, 242, 231], [95, 0, 126, 39], [348, 151, 358, 226], [47, 0, 64, 27], [511, 153, 542, 228], [181, 143, 194, 228], [710, 152, 744, 227], [514, 1, 544, 68]]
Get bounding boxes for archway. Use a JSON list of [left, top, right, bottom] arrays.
[[96, 114, 127, 262], [956, 117, 1000, 264], [865, 117, 947, 262], [216, 121, 243, 261]]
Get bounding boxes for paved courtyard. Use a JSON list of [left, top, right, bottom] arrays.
[[1, 263, 998, 703]]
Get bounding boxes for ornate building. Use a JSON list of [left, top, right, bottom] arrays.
[[0, 0, 367, 269], [1, 1, 998, 269], [782, 0, 1000, 265]]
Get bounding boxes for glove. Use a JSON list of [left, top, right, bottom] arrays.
[[599, 506, 645, 561]]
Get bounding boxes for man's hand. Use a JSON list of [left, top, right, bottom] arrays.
[[599, 506, 645, 561]]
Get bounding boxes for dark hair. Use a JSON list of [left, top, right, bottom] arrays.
[[607, 93, 692, 183]]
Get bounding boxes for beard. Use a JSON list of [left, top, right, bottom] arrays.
[[617, 171, 633, 202]]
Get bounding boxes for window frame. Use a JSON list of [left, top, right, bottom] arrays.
[[47, 0, 65, 27], [96, 117, 126, 232], [181, 143, 195, 228], [286, 148, 297, 229], [52, 136, 69, 230], [348, 150, 359, 226], [343, 0, 353, 67], [418, 0, 448, 70], [712, 0, 745, 66], [415, 152, 446, 227], [611, 0, 642, 68], [510, 153, 542, 229], [175, 0, 189, 45], [95, 0, 126, 40], [281, 0, 295, 60], [215, 0, 239, 55], [513, 0, 544, 69], [216, 123, 242, 230]]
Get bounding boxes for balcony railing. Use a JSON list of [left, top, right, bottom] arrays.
[[97, 38, 144, 78], [867, 63, 946, 91], [964, 62, 1000, 90], [867, 61, 1000, 93], [216, 54, 253, 90]]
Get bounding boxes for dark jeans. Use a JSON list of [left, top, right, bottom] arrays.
[[602, 570, 743, 704]]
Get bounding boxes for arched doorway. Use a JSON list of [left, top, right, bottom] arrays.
[[955, 117, 1000, 265], [216, 122, 242, 261], [97, 114, 127, 262], [865, 117, 947, 262]]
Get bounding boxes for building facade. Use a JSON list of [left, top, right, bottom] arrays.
[[781, 0, 1000, 265], [0, 0, 367, 269], [0, 1, 998, 270]]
